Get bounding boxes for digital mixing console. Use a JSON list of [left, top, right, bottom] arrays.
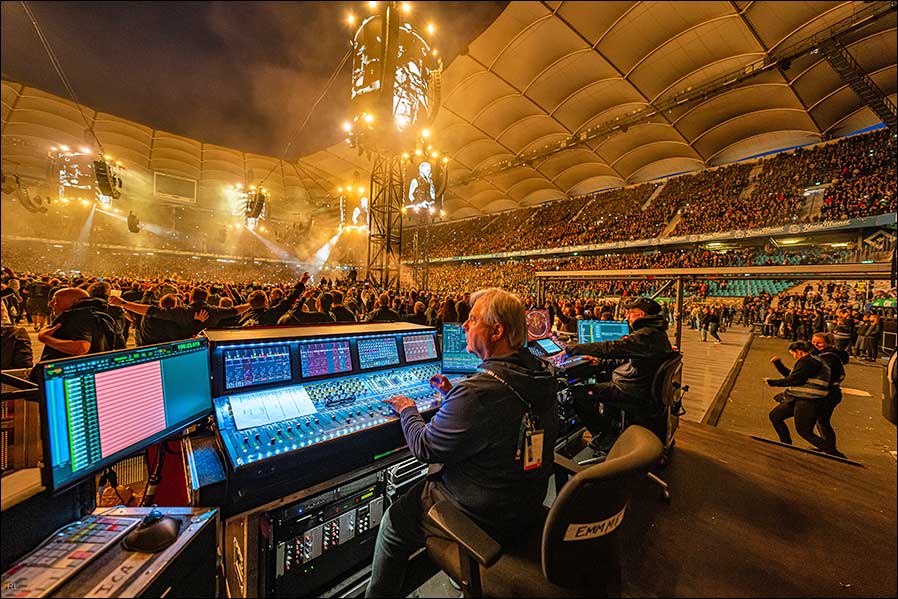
[[200, 323, 458, 515], [214, 362, 444, 468]]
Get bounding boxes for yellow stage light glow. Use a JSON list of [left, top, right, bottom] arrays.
[[420, 128, 430, 138], [401, 2, 411, 14], [342, 121, 352, 132], [427, 23, 435, 35], [431, 151, 439, 158], [338, 186, 344, 193], [415, 149, 423, 156], [358, 186, 365, 194], [363, 113, 374, 124], [347, 13, 356, 25], [368, 1, 377, 8]]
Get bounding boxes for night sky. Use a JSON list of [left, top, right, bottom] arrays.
[[1, 1, 507, 159]]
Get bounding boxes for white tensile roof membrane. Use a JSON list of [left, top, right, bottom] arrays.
[[2, 1, 895, 224], [301, 0, 897, 220]]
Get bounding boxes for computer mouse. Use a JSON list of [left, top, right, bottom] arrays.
[[121, 514, 182, 553]]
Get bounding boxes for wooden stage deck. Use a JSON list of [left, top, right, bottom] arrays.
[[620, 420, 897, 597]]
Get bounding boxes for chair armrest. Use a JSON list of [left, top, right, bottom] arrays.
[[426, 501, 502, 567]]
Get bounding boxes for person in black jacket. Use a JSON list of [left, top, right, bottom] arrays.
[[811, 332, 849, 458], [564, 296, 674, 455], [240, 273, 309, 327], [111, 286, 249, 338], [400, 301, 428, 325], [766, 340, 835, 454], [1, 300, 32, 369], [31, 288, 119, 374], [365, 293, 400, 322], [367, 288, 558, 598]]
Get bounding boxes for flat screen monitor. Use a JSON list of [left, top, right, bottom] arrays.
[[441, 323, 481, 374], [299, 340, 353, 379], [223, 343, 292, 391], [357, 337, 400, 370], [402, 333, 438, 363], [577, 320, 630, 344], [38, 339, 213, 492]]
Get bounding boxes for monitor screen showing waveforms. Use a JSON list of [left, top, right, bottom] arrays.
[[357, 337, 400, 370], [577, 320, 630, 344], [299, 340, 353, 378], [402, 333, 438, 363], [224, 344, 292, 390], [441, 324, 481, 374], [40, 339, 212, 492]]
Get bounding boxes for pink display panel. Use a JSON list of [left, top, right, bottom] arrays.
[[94, 361, 167, 458]]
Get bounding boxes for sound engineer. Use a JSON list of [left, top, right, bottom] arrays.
[[563, 296, 674, 458], [367, 288, 558, 598]]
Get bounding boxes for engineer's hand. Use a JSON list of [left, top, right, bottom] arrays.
[[382, 395, 416, 415], [429, 374, 452, 395]]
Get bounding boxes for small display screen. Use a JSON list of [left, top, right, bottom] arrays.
[[441, 323, 481, 374], [299, 341, 353, 378], [402, 334, 438, 363], [577, 320, 630, 344], [357, 337, 400, 370], [536, 338, 562, 354], [223, 344, 292, 390]]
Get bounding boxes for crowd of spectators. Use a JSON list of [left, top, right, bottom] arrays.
[[403, 129, 895, 258]]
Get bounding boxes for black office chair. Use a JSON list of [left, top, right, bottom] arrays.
[[570, 352, 686, 500], [424, 425, 663, 598]]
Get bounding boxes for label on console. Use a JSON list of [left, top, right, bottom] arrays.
[[230, 387, 317, 430]]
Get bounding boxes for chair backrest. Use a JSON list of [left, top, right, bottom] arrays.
[[651, 352, 683, 408], [541, 426, 663, 589]]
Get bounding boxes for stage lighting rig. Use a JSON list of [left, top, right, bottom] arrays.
[[228, 183, 269, 230], [48, 145, 125, 207], [344, 0, 442, 153]]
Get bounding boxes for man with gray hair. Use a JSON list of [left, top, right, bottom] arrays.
[[367, 288, 558, 597]]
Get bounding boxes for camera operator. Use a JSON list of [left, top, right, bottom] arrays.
[[563, 296, 674, 457]]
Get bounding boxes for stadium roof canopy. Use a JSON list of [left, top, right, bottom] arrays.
[[300, 0, 897, 220], [3, 2, 895, 225]]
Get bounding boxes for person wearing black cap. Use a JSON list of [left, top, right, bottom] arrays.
[[564, 296, 675, 457]]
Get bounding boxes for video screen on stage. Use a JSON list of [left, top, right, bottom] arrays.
[[39, 339, 213, 492]]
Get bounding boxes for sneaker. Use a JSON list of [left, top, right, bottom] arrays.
[[715, 340, 721, 344]]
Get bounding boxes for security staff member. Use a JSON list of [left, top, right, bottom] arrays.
[[811, 332, 849, 458], [766, 340, 835, 454], [368, 288, 558, 598], [564, 296, 674, 456]]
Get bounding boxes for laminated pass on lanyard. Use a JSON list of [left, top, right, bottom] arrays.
[[478, 368, 544, 471]]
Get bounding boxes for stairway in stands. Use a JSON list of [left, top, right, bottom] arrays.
[[660, 211, 683, 237], [641, 181, 666, 210]]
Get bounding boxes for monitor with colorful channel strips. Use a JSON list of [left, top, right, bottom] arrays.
[[441, 323, 481, 374], [402, 333, 438, 363], [356, 336, 400, 370], [576, 320, 630, 344], [37, 338, 213, 493]]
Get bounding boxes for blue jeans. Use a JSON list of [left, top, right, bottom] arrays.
[[366, 480, 443, 598]]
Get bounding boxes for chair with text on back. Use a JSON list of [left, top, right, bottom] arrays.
[[424, 425, 663, 598]]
